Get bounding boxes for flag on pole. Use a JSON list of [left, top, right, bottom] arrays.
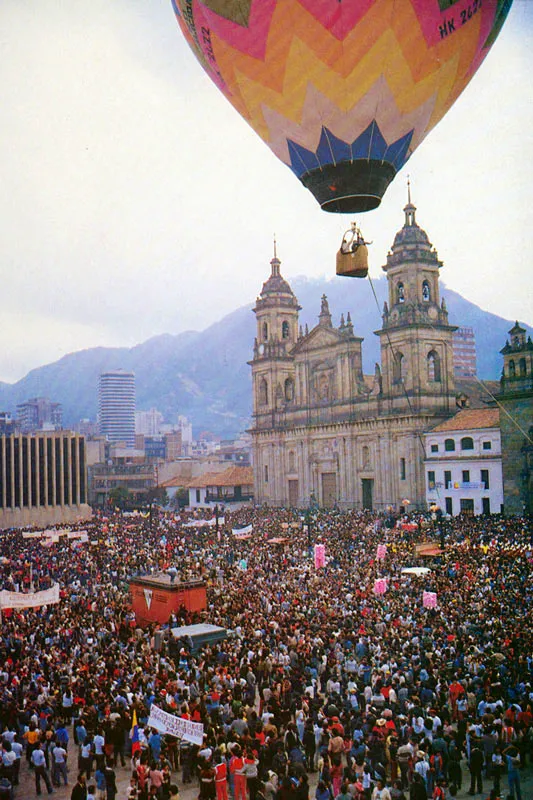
[[131, 709, 141, 755]]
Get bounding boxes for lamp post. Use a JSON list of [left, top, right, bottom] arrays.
[[305, 509, 312, 551]]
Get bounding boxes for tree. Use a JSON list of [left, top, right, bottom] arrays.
[[108, 486, 131, 510]]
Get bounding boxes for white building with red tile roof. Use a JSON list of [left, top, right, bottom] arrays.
[[424, 407, 503, 516]]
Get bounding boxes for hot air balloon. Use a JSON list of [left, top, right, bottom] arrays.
[[171, 0, 512, 213]]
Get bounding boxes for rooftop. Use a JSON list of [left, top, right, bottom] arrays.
[[431, 407, 500, 433]]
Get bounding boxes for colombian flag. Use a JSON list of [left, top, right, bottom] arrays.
[[131, 709, 141, 755]]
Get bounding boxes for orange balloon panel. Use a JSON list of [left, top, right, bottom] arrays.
[[172, 0, 512, 212]]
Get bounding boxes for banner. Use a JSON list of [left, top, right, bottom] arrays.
[[22, 531, 44, 539], [373, 578, 387, 595], [147, 703, 204, 745], [0, 583, 60, 609], [314, 544, 326, 569], [376, 544, 387, 560], [423, 591, 437, 609], [232, 524, 252, 536]]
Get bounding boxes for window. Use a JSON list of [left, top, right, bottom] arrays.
[[397, 282, 405, 303], [482, 441, 492, 450], [258, 378, 268, 406], [284, 377, 294, 402], [519, 358, 527, 376], [264, 465, 269, 483], [422, 280, 430, 302], [444, 439, 455, 452], [445, 497, 453, 515], [462, 470, 470, 484], [461, 437, 474, 451], [262, 322, 268, 341], [400, 458, 406, 480], [427, 350, 441, 382], [362, 445, 370, 468], [431, 444, 439, 453], [460, 498, 474, 514], [288, 451, 296, 472], [393, 352, 405, 384], [444, 470, 452, 489], [427, 471, 436, 489], [509, 359, 515, 377], [196, 489, 201, 503], [281, 321, 290, 340], [482, 497, 491, 515], [481, 469, 490, 490]]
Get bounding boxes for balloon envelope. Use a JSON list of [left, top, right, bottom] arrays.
[[172, 0, 512, 212]]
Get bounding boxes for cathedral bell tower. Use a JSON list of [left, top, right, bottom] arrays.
[[375, 185, 457, 413], [250, 246, 300, 423]]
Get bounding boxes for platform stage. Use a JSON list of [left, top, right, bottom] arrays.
[[129, 574, 207, 626]]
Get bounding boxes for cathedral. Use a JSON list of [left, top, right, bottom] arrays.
[[249, 195, 474, 511]]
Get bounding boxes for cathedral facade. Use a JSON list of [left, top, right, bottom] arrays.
[[249, 198, 462, 511]]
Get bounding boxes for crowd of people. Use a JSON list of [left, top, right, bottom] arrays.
[[0, 506, 531, 800]]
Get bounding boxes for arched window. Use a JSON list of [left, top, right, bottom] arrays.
[[461, 437, 474, 451], [258, 378, 268, 406], [519, 358, 527, 376], [427, 350, 441, 382], [362, 445, 370, 468], [284, 377, 294, 402], [281, 321, 290, 339], [393, 352, 405, 384], [509, 359, 516, 377], [262, 322, 268, 341], [288, 451, 296, 472], [397, 282, 405, 304], [444, 438, 456, 452], [422, 280, 430, 302]]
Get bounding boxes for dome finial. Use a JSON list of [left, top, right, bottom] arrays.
[[404, 176, 416, 227], [273, 234, 277, 259]]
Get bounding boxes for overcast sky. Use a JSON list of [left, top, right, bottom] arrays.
[[0, 0, 531, 383]]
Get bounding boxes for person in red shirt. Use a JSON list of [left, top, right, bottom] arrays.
[[230, 746, 246, 800], [214, 754, 228, 800]]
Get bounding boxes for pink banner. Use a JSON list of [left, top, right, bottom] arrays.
[[314, 544, 325, 569], [423, 591, 437, 609], [376, 544, 387, 560], [373, 578, 387, 595]]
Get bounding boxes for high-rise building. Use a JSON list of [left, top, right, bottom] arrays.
[[135, 408, 164, 435], [98, 371, 136, 448], [16, 397, 63, 433], [453, 326, 477, 377]]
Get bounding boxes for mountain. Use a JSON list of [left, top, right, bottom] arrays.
[[0, 276, 530, 437]]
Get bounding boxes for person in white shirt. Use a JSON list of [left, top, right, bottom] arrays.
[[52, 741, 68, 786]]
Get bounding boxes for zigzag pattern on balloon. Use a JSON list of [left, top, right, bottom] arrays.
[[261, 78, 436, 170], [209, 0, 482, 152]]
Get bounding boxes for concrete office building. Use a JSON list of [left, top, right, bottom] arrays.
[[0, 431, 91, 528]]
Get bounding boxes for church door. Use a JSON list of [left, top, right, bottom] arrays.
[[361, 478, 373, 510], [321, 473, 337, 506], [288, 479, 299, 507]]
